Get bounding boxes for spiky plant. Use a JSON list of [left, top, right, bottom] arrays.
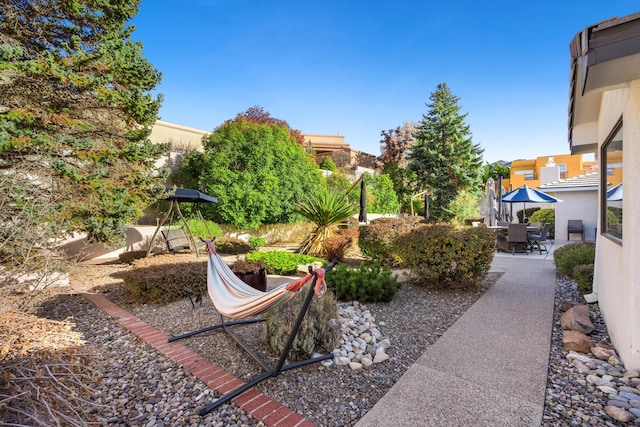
[[294, 187, 358, 256]]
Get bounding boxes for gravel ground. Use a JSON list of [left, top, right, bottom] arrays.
[[543, 276, 635, 427], [37, 259, 630, 426]]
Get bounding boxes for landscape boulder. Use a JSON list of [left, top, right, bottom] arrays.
[[560, 304, 594, 334], [563, 330, 595, 353]]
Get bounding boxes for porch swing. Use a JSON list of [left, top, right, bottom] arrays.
[[146, 188, 218, 257]]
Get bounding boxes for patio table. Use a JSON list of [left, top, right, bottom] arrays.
[[488, 225, 539, 252]]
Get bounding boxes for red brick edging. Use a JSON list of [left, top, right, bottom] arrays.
[[82, 292, 315, 427]]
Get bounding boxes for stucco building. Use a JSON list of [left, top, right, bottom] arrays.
[[568, 12, 640, 370]]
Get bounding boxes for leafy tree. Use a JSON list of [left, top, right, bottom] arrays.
[[448, 189, 481, 224], [379, 122, 418, 211], [362, 173, 400, 214], [382, 161, 418, 213], [319, 156, 337, 171], [0, 0, 166, 245], [176, 109, 324, 229], [407, 83, 484, 222], [481, 162, 510, 183], [379, 121, 416, 166], [326, 170, 359, 206]]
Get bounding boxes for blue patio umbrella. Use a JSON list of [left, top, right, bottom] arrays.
[[501, 185, 560, 222], [607, 183, 623, 201]]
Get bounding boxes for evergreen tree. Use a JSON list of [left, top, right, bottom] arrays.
[[407, 83, 483, 222], [0, 0, 166, 244]]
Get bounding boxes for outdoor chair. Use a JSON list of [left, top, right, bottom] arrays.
[[529, 221, 542, 232], [507, 223, 529, 255], [567, 219, 585, 241], [528, 223, 552, 254]]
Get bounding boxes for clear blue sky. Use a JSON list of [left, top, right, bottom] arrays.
[[132, 1, 639, 164]]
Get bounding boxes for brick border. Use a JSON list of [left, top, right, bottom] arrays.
[[82, 293, 315, 427]]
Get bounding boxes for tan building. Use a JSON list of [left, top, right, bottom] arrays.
[[147, 121, 378, 172], [150, 120, 208, 151], [302, 133, 377, 172]]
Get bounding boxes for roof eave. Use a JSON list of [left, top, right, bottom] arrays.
[[568, 13, 640, 152]]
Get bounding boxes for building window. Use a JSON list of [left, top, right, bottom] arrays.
[[515, 169, 535, 180], [601, 120, 623, 242], [558, 163, 567, 179]]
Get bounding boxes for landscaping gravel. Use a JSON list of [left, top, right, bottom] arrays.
[[39, 261, 635, 426]]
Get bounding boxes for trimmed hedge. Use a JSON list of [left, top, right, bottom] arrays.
[[358, 216, 426, 266], [245, 250, 325, 275], [573, 263, 594, 295], [553, 242, 596, 277], [325, 261, 401, 302], [394, 223, 495, 289], [123, 255, 207, 304]]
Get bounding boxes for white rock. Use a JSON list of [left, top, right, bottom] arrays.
[[597, 385, 618, 394], [567, 351, 593, 363], [349, 362, 363, 370], [335, 356, 350, 366], [373, 348, 389, 363]]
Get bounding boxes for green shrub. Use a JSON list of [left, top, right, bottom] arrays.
[[261, 290, 339, 361], [325, 261, 401, 302], [395, 224, 495, 289], [246, 250, 325, 275], [358, 216, 425, 267], [123, 255, 207, 304], [573, 264, 594, 295], [553, 242, 596, 277], [248, 236, 265, 250], [529, 208, 555, 239], [119, 250, 147, 264], [516, 207, 540, 223], [214, 238, 253, 254], [184, 219, 222, 240]]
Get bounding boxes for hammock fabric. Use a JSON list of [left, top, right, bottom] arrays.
[[205, 240, 327, 319]]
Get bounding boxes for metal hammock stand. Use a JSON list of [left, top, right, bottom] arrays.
[[169, 261, 337, 416]]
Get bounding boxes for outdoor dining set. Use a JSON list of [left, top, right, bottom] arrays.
[[489, 222, 553, 255], [484, 179, 561, 255]]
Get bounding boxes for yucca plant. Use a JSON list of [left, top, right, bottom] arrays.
[[294, 187, 358, 256]]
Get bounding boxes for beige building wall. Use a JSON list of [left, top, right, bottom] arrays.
[[150, 120, 208, 152], [592, 84, 640, 370]]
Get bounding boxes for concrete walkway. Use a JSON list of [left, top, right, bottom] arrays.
[[355, 246, 562, 426]]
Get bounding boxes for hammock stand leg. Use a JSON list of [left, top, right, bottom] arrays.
[[197, 271, 334, 416], [167, 317, 265, 343]]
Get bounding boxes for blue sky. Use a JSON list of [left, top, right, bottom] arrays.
[[132, 1, 639, 164]]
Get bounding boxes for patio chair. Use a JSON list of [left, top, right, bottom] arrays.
[[507, 223, 529, 255], [529, 221, 542, 232], [528, 222, 552, 254], [567, 220, 585, 241]]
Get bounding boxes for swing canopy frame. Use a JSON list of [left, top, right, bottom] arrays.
[[147, 188, 218, 257]]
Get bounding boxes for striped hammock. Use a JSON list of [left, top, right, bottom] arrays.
[[205, 240, 327, 319]]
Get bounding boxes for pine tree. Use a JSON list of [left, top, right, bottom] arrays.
[[407, 83, 484, 222], [0, 0, 166, 245]]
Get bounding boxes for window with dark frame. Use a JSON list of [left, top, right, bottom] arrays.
[[601, 120, 623, 241]]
